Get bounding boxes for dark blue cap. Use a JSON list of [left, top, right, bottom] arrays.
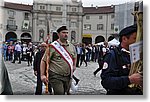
[[119, 24, 137, 36], [57, 26, 68, 33]]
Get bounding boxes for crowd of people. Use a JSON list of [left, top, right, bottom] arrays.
[[2, 41, 37, 66], [2, 24, 143, 95], [75, 42, 110, 65]]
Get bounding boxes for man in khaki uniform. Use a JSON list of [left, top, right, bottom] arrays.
[[40, 26, 77, 95]]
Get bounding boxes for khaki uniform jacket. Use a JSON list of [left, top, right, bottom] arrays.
[[42, 41, 76, 76]]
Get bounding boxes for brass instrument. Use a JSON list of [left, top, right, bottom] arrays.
[[129, 2, 143, 92]]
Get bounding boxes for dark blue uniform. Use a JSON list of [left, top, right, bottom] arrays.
[[101, 45, 142, 95]]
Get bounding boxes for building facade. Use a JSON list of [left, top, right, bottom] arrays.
[[0, 0, 4, 42], [82, 6, 115, 44], [3, 2, 32, 43], [2, 1, 138, 45], [32, 0, 83, 43], [114, 2, 135, 35]]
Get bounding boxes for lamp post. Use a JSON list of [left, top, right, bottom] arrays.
[[105, 13, 108, 41], [62, 0, 67, 25]]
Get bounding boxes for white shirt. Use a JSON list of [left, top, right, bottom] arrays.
[[76, 46, 81, 54], [15, 44, 22, 52]]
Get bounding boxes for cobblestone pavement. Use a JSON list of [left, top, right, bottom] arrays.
[[5, 60, 106, 95]]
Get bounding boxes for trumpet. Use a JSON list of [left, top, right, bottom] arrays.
[[129, 5, 143, 92]]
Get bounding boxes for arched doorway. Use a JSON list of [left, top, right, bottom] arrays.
[[5, 32, 17, 42], [82, 37, 92, 45], [21, 33, 31, 43], [71, 31, 76, 43], [39, 29, 44, 42], [95, 36, 105, 43], [82, 34, 92, 45]]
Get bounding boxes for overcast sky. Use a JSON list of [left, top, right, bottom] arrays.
[[3, 0, 140, 7]]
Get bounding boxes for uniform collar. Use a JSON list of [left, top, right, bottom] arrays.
[[118, 44, 130, 54], [57, 39, 69, 46], [121, 48, 130, 54]]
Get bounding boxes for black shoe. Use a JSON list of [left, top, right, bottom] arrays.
[[18, 62, 21, 64], [76, 79, 80, 85], [12, 62, 15, 63], [93, 72, 96, 77]]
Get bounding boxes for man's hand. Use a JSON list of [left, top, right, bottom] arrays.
[[129, 73, 143, 86], [41, 75, 48, 84]]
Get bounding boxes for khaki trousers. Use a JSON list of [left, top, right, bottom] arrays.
[[48, 70, 71, 95]]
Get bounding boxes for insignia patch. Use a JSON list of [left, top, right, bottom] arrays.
[[122, 65, 127, 69], [57, 56, 61, 60], [103, 62, 108, 69]]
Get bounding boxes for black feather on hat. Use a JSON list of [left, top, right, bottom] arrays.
[[57, 26, 68, 33], [119, 24, 137, 36]]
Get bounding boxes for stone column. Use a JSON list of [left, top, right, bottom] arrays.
[[32, 13, 38, 42]]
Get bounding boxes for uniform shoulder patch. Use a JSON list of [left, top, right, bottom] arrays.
[[103, 62, 108, 69]]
